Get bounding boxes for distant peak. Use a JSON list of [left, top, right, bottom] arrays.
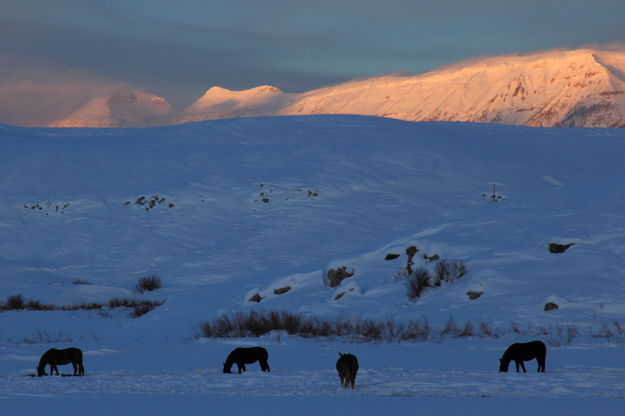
[[250, 85, 282, 94], [202, 85, 282, 96]]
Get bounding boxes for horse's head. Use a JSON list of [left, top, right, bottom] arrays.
[[498, 358, 508, 372], [222, 362, 231, 374], [37, 365, 46, 377]]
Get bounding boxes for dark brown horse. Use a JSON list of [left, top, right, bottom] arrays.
[[336, 352, 359, 389], [499, 340, 546, 373], [37, 347, 85, 377], [223, 347, 270, 374]]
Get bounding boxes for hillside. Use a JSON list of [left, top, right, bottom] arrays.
[[3, 115, 625, 330], [1, 116, 625, 412]]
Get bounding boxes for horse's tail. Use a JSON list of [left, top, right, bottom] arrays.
[[75, 349, 85, 376], [77, 352, 85, 376], [260, 357, 270, 372]]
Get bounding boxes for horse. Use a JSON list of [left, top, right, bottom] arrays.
[[37, 347, 85, 377], [336, 352, 359, 389], [223, 347, 270, 374], [499, 340, 546, 373]]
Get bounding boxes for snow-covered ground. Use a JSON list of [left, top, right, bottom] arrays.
[[1, 115, 624, 414]]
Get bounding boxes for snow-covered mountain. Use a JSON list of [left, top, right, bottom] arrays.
[[50, 89, 174, 127], [279, 49, 625, 127], [170, 85, 292, 124], [48, 48, 625, 128]]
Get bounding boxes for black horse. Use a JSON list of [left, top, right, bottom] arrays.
[[223, 347, 270, 374], [37, 347, 85, 377], [336, 352, 359, 389], [499, 340, 546, 373]]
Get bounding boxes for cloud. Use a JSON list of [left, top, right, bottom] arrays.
[[0, 54, 126, 126]]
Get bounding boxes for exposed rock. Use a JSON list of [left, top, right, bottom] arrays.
[[466, 291, 484, 300], [248, 293, 263, 303], [273, 286, 291, 295], [549, 243, 575, 253], [544, 302, 559, 311]]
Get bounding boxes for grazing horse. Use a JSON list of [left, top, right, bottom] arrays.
[[336, 352, 359, 389], [223, 347, 270, 374], [37, 347, 85, 377], [499, 340, 546, 373]]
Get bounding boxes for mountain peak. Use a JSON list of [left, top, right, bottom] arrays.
[[50, 89, 173, 128], [200, 85, 282, 98], [170, 85, 288, 125]]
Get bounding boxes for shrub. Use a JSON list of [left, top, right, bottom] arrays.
[[406, 268, 432, 301], [457, 321, 474, 337], [6, 294, 25, 310], [0, 295, 163, 317], [478, 321, 497, 338], [433, 260, 466, 285], [136, 275, 162, 293], [195, 311, 433, 342], [131, 302, 162, 318], [441, 317, 460, 336], [72, 279, 92, 285], [108, 298, 164, 317], [59, 303, 102, 311], [326, 266, 354, 287], [25, 299, 51, 310]]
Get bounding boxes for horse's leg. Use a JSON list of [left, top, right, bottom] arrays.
[[242, 364, 246, 372], [237, 363, 242, 374], [72, 362, 78, 376], [515, 361, 520, 372], [538, 357, 545, 372], [520, 361, 527, 373]]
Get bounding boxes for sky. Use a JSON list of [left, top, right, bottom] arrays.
[[1, 0, 624, 125]]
